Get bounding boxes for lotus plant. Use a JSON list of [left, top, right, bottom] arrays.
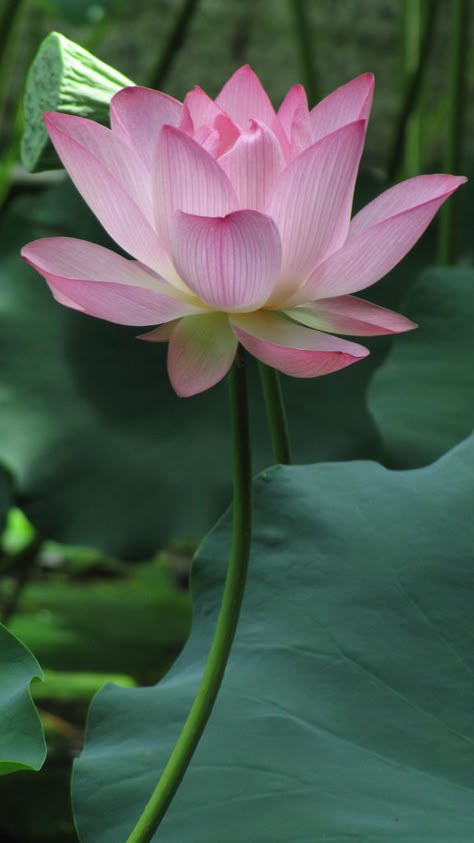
[[21, 66, 465, 397]]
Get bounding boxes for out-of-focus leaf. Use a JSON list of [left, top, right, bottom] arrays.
[[0, 177, 427, 556], [368, 267, 474, 467], [0, 624, 45, 775], [73, 436, 474, 842], [9, 562, 190, 682]]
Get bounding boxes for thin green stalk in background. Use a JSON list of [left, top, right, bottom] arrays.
[[399, 0, 423, 178], [387, 0, 439, 182], [288, 0, 319, 106], [148, 0, 201, 90], [125, 348, 252, 843], [258, 363, 292, 465], [438, 0, 469, 265]]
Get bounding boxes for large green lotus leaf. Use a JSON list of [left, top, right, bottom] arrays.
[[0, 183, 395, 557], [0, 624, 45, 775], [73, 436, 474, 842], [368, 267, 474, 468]]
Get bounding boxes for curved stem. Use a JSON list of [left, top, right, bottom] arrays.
[[258, 363, 292, 465], [125, 349, 252, 843]]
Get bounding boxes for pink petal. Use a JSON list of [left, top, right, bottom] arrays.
[[181, 86, 221, 130], [231, 311, 368, 377], [277, 85, 312, 158], [218, 119, 285, 210], [268, 120, 366, 302], [168, 313, 238, 397], [309, 73, 374, 143], [110, 86, 182, 170], [277, 84, 308, 138], [303, 174, 467, 299], [285, 295, 417, 336], [171, 209, 281, 311], [22, 237, 199, 326], [180, 89, 241, 156], [215, 65, 276, 129], [194, 126, 221, 157], [44, 113, 163, 271], [154, 126, 239, 252]]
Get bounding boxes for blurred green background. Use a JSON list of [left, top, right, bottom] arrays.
[[0, 1, 473, 840]]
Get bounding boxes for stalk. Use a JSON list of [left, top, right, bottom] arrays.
[[125, 349, 252, 843], [258, 363, 292, 465]]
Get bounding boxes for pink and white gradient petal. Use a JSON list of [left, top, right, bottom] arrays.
[[168, 313, 238, 397], [230, 311, 369, 377], [110, 86, 182, 170], [154, 126, 239, 253], [21, 237, 199, 326], [268, 120, 366, 302], [285, 295, 417, 336], [218, 120, 285, 211], [171, 209, 281, 311], [215, 65, 276, 129], [44, 113, 163, 272], [309, 73, 374, 143], [301, 174, 467, 300]]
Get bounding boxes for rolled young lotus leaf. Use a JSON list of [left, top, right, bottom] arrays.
[[21, 31, 134, 173]]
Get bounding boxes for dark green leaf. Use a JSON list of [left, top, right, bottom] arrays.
[[0, 624, 45, 775], [73, 436, 474, 841], [368, 266, 474, 467]]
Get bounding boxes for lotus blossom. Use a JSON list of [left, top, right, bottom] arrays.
[[22, 67, 465, 396]]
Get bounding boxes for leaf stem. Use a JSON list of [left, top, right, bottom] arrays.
[[437, 0, 469, 265], [258, 363, 292, 465], [125, 348, 252, 843]]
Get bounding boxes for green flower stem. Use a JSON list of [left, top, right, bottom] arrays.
[[438, 0, 469, 266], [288, 0, 320, 106], [125, 348, 252, 843], [258, 363, 292, 465]]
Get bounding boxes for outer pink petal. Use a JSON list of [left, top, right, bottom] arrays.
[[171, 209, 281, 311], [215, 65, 276, 128], [218, 119, 285, 210], [303, 174, 467, 299], [285, 295, 417, 336], [44, 113, 162, 271], [309, 73, 374, 143], [45, 112, 151, 217], [268, 120, 366, 302], [154, 126, 239, 252], [22, 237, 199, 326], [231, 311, 368, 377], [168, 313, 238, 397], [110, 86, 182, 170]]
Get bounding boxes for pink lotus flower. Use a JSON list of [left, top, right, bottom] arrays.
[[22, 67, 465, 397]]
